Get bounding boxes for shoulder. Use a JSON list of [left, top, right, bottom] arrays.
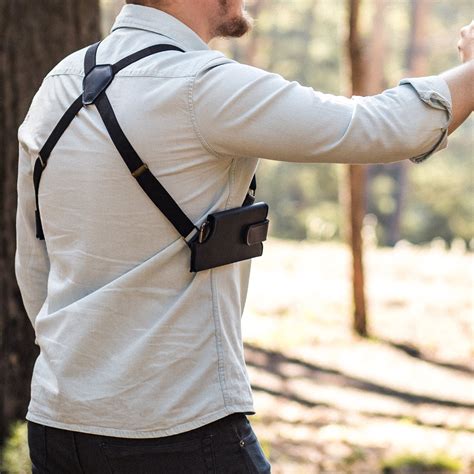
[[44, 45, 254, 81], [46, 46, 90, 77], [181, 49, 233, 76], [126, 48, 235, 79]]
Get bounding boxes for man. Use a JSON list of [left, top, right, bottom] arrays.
[[17, 0, 472, 472]]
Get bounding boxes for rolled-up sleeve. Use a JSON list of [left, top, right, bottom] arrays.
[[398, 76, 452, 163], [191, 60, 452, 165]]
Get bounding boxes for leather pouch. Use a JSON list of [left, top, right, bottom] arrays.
[[189, 202, 269, 272]]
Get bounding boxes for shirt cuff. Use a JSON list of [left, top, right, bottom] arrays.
[[399, 75, 452, 164]]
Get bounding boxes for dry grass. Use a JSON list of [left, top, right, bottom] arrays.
[[243, 239, 474, 474]]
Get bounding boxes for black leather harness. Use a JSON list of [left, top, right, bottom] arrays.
[[34, 42, 269, 272]]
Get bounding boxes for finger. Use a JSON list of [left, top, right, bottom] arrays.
[[460, 22, 474, 37]]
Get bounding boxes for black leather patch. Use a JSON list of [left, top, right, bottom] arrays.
[[246, 220, 269, 246], [82, 65, 114, 106]]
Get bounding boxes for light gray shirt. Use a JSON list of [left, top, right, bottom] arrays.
[[16, 5, 452, 437]]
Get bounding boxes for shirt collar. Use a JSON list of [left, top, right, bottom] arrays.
[[111, 4, 209, 52]]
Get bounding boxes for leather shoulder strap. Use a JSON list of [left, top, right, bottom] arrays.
[[34, 41, 197, 240], [34, 41, 257, 241], [89, 43, 198, 239]]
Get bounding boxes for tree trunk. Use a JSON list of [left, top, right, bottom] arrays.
[[365, 0, 387, 94], [386, 0, 430, 246], [243, 0, 268, 66], [406, 0, 430, 77], [347, 0, 368, 337], [0, 0, 100, 445]]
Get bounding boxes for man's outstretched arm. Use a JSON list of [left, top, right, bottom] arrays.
[[192, 22, 472, 165]]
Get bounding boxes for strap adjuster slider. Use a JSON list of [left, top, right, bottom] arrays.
[[132, 163, 149, 178]]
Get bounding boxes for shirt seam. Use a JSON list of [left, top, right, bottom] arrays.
[[47, 70, 197, 79], [186, 65, 235, 210], [210, 269, 231, 409], [187, 71, 224, 160], [187, 63, 261, 162], [224, 160, 237, 210]]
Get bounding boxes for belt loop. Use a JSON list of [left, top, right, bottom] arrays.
[[201, 435, 215, 474]]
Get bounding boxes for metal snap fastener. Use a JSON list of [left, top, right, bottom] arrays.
[[240, 440, 245, 447]]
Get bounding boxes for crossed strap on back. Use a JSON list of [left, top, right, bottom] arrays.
[[33, 42, 257, 241]]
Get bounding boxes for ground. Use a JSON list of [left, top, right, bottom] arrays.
[[242, 239, 474, 474]]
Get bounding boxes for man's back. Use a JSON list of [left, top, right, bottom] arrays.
[[17, 6, 256, 437]]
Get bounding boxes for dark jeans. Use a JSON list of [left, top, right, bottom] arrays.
[[27, 413, 271, 474]]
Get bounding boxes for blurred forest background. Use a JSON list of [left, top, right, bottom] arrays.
[[1, 0, 473, 473]]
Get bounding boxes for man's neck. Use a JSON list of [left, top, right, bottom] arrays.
[[145, 3, 214, 43]]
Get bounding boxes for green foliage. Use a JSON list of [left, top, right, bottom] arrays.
[[257, 161, 341, 241], [382, 452, 462, 473], [403, 121, 474, 245], [1, 422, 31, 474], [342, 446, 367, 469]]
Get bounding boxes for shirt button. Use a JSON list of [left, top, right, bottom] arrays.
[[240, 440, 245, 447]]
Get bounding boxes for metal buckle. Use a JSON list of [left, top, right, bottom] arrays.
[[198, 221, 211, 243], [131, 163, 149, 178]]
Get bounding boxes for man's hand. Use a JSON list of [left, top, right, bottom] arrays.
[[457, 21, 474, 63]]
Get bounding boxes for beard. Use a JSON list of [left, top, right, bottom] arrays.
[[212, 0, 253, 38]]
